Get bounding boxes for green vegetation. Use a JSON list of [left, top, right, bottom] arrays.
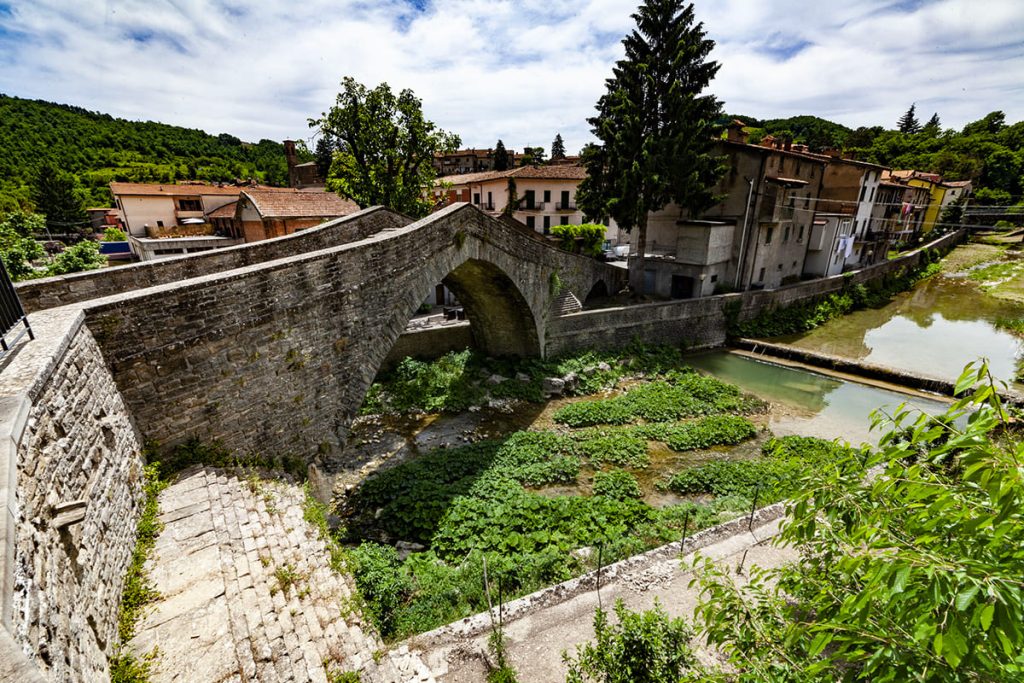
[[46, 240, 107, 275], [550, 223, 606, 257], [108, 463, 168, 682], [730, 258, 942, 338], [103, 226, 127, 241], [361, 344, 687, 415], [570, 362, 1024, 681], [552, 372, 763, 427], [158, 437, 306, 480], [564, 599, 694, 683], [344, 356, 768, 642], [0, 94, 299, 212], [0, 211, 45, 279], [311, 77, 460, 217], [665, 435, 851, 502]]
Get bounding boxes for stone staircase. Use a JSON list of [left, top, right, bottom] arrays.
[[129, 467, 434, 682], [551, 291, 583, 316]]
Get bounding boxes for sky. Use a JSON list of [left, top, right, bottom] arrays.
[[1, 0, 1023, 153]]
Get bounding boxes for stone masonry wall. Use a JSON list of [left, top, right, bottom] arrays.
[[16, 207, 410, 313], [11, 319, 145, 682], [83, 204, 620, 464], [547, 230, 963, 355]]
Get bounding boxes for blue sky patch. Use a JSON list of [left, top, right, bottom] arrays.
[[759, 36, 813, 61]]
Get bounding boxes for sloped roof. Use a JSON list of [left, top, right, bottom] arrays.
[[207, 201, 238, 219], [241, 189, 359, 219], [110, 182, 248, 197], [436, 164, 588, 186]]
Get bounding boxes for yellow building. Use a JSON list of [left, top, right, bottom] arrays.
[[887, 170, 947, 233]]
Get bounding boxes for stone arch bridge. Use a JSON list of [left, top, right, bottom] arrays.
[[20, 203, 625, 463]]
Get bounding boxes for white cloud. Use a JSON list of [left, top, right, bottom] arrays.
[[1, 0, 1022, 154]]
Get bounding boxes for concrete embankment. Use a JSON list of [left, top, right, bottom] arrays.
[[732, 338, 1024, 406]]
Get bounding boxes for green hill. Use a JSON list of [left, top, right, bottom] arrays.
[[0, 94, 308, 212]]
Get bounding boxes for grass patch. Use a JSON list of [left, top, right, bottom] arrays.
[[159, 438, 307, 480], [108, 462, 168, 682]]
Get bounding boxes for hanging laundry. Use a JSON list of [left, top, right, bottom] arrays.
[[844, 236, 854, 258]]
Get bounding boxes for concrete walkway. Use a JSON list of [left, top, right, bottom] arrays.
[[412, 518, 794, 682], [128, 467, 433, 683]]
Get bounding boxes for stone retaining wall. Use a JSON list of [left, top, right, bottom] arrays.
[[381, 322, 474, 371], [546, 230, 964, 355], [0, 309, 145, 682], [15, 207, 410, 313]]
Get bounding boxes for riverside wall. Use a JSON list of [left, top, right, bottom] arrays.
[[545, 230, 964, 356]]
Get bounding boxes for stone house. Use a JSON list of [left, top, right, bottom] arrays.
[[803, 213, 856, 277], [815, 152, 889, 267], [874, 175, 932, 241], [433, 149, 502, 176], [234, 189, 359, 242]]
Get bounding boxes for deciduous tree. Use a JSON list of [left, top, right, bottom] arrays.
[[310, 77, 460, 218], [577, 0, 724, 293]]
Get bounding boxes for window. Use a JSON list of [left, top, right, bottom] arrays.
[[758, 267, 766, 281], [710, 274, 718, 283], [156, 220, 164, 227], [560, 190, 571, 209], [524, 190, 535, 209], [526, 216, 536, 230], [765, 227, 774, 244], [798, 225, 804, 241], [869, 186, 876, 203], [473, 193, 480, 205], [487, 191, 493, 208], [859, 184, 866, 202], [177, 198, 202, 211], [543, 190, 551, 203], [543, 216, 551, 234], [560, 216, 569, 225], [777, 263, 783, 270], [783, 225, 790, 242]]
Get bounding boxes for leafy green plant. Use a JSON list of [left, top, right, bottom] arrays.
[[550, 223, 606, 257], [108, 463, 168, 681], [564, 599, 695, 683], [593, 470, 643, 500], [103, 226, 127, 241], [688, 361, 1024, 680], [46, 239, 107, 275]]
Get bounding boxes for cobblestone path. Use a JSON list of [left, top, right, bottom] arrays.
[[128, 467, 434, 682]]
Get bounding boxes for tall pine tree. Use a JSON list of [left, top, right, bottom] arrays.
[[577, 0, 724, 293], [551, 133, 566, 160], [493, 140, 510, 171], [32, 162, 88, 240], [922, 112, 941, 135], [898, 104, 921, 133]]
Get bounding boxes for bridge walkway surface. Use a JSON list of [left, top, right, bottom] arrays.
[[414, 516, 794, 682], [128, 466, 433, 683]]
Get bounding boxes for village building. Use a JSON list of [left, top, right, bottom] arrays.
[[284, 140, 324, 189], [110, 181, 244, 238], [234, 189, 359, 242], [815, 152, 888, 268], [434, 164, 607, 239], [888, 170, 949, 233], [433, 149, 501, 176]]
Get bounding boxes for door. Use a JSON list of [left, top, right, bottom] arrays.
[[670, 275, 694, 299]]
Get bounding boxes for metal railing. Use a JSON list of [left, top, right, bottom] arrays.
[[556, 201, 577, 211], [0, 261, 32, 356]]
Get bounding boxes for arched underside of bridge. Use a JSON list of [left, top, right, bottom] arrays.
[[440, 258, 541, 358]]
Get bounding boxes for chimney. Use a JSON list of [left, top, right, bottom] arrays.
[[284, 139, 298, 188], [783, 138, 792, 152], [761, 134, 776, 149], [823, 147, 842, 158], [726, 119, 749, 144]]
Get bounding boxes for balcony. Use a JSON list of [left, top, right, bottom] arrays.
[[476, 201, 495, 211], [556, 201, 576, 211], [520, 202, 547, 212]]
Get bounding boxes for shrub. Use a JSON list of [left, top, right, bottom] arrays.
[[46, 239, 106, 275], [103, 226, 127, 241], [564, 600, 694, 683], [349, 542, 414, 640], [550, 223, 606, 257]]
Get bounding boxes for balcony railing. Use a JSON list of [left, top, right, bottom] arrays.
[[476, 201, 495, 211], [0, 260, 32, 357], [520, 202, 547, 211], [556, 201, 576, 211]]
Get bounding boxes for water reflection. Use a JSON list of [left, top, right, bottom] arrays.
[[774, 276, 1024, 385], [686, 351, 949, 447]]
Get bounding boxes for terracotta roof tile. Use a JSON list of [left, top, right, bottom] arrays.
[[207, 201, 238, 219], [109, 182, 252, 197], [436, 164, 588, 186], [242, 189, 359, 219]]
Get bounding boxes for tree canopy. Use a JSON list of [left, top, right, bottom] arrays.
[[578, 0, 724, 292], [32, 162, 88, 239], [0, 95, 300, 212], [310, 77, 460, 218]]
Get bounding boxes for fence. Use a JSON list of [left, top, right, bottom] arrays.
[[0, 261, 32, 355]]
